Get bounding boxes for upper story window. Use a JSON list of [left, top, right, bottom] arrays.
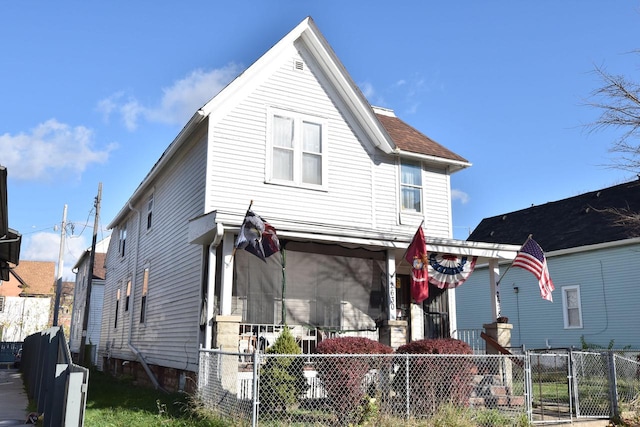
[[400, 161, 423, 212], [562, 285, 583, 329], [118, 224, 127, 257], [146, 194, 154, 230], [268, 108, 327, 189]]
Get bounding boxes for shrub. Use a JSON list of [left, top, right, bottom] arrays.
[[393, 338, 475, 416], [259, 327, 309, 413], [316, 337, 393, 425]]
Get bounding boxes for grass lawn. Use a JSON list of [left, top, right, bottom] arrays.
[[84, 371, 230, 427]]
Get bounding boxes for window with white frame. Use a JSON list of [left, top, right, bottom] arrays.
[[268, 109, 327, 188], [140, 266, 149, 324], [114, 288, 121, 328], [146, 194, 154, 230], [400, 160, 423, 212], [562, 285, 583, 329], [118, 224, 127, 257], [0, 296, 4, 312], [125, 279, 131, 312]]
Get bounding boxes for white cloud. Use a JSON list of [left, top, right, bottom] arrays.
[[358, 81, 386, 107], [99, 64, 243, 130], [0, 119, 116, 181], [21, 232, 89, 281], [451, 189, 470, 204]]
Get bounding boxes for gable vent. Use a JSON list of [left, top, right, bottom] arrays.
[[294, 60, 304, 71]]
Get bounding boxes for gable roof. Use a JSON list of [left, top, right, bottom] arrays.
[[468, 179, 640, 252], [109, 17, 470, 227], [2, 260, 56, 296], [374, 108, 470, 171]]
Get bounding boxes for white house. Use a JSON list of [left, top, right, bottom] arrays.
[[69, 237, 109, 367], [99, 17, 518, 391], [456, 179, 640, 351]]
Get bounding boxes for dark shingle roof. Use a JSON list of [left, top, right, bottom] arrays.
[[375, 113, 469, 163], [468, 180, 640, 252]]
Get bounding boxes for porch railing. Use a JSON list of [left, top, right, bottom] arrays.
[[453, 328, 486, 354], [238, 323, 378, 356]]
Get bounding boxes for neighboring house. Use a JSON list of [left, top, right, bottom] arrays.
[[69, 237, 109, 367], [56, 280, 75, 337], [0, 261, 54, 341], [456, 179, 640, 350], [99, 17, 518, 391]]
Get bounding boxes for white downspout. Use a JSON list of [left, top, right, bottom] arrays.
[[126, 202, 165, 392], [205, 223, 224, 349]]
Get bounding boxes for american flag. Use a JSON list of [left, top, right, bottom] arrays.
[[513, 237, 555, 302]]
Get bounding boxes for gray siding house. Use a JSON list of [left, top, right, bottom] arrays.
[[99, 17, 518, 391], [456, 179, 640, 350]]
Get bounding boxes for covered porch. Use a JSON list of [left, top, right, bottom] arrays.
[[188, 211, 521, 352]]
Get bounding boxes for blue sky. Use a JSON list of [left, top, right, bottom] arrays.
[[2, 1, 640, 279]]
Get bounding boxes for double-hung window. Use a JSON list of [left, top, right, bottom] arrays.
[[146, 194, 154, 230], [269, 109, 327, 188], [118, 224, 127, 257], [400, 161, 423, 212], [140, 267, 149, 324], [562, 285, 583, 329]]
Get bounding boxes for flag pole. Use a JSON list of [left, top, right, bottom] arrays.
[[399, 219, 425, 267], [229, 200, 254, 263], [496, 234, 532, 286]]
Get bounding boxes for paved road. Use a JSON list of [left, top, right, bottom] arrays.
[[0, 369, 28, 425]]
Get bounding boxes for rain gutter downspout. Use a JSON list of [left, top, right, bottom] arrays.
[[127, 201, 166, 392]]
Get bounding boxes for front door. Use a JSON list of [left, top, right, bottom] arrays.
[[423, 285, 449, 339]]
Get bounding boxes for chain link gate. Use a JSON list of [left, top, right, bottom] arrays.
[[528, 351, 572, 423], [571, 351, 612, 419]]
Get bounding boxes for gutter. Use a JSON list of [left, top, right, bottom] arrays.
[[395, 149, 472, 173], [126, 202, 166, 393]]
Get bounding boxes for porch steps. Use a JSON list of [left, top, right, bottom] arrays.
[[468, 374, 525, 408]]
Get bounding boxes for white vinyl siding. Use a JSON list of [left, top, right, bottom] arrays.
[[100, 130, 207, 371], [562, 286, 583, 329]]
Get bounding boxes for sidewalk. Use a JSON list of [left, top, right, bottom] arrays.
[[0, 368, 29, 425]]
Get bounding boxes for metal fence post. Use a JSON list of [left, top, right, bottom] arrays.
[[251, 349, 260, 427], [405, 354, 410, 419], [607, 351, 619, 419]]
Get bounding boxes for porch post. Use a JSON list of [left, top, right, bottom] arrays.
[[488, 259, 501, 321], [379, 249, 408, 349], [219, 233, 235, 316], [386, 250, 397, 321]]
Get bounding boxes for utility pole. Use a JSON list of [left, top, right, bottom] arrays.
[[52, 204, 67, 326], [78, 182, 101, 366]]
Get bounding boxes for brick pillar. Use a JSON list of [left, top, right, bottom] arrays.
[[482, 322, 512, 354], [379, 320, 407, 350], [212, 315, 241, 394]]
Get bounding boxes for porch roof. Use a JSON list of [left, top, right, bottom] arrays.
[[188, 210, 520, 264]]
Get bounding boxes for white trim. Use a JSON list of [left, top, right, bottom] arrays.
[[561, 285, 583, 329], [265, 107, 329, 190]]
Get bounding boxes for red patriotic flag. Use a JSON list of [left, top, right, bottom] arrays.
[[513, 237, 554, 301], [405, 226, 429, 304]]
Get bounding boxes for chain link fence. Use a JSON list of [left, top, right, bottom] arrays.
[[198, 349, 528, 426]]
